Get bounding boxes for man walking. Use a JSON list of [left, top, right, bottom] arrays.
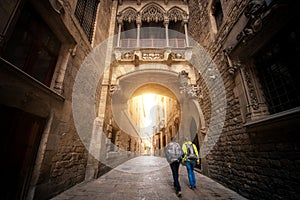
[[165, 137, 183, 197], [182, 139, 200, 190]]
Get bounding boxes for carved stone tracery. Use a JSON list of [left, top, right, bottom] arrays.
[[243, 67, 259, 111], [167, 8, 184, 22], [119, 5, 188, 24], [122, 8, 138, 23], [141, 4, 164, 22]]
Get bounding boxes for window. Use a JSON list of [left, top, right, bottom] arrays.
[[3, 3, 61, 87], [75, 0, 99, 43], [211, 0, 223, 31], [254, 19, 300, 114]]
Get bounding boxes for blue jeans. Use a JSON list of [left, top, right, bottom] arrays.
[[170, 161, 181, 192], [185, 161, 196, 188]]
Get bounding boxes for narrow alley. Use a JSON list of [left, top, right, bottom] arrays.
[[51, 156, 246, 200], [1, 1, 300, 200]]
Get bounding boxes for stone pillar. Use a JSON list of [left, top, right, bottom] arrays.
[[182, 17, 189, 47], [164, 16, 169, 47], [237, 62, 269, 122], [116, 14, 123, 47], [54, 45, 74, 94], [85, 0, 118, 181], [136, 14, 142, 48]]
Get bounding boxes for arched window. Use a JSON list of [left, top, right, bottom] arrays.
[[211, 0, 223, 32]]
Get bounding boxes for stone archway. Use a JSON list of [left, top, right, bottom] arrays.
[[111, 67, 206, 145]]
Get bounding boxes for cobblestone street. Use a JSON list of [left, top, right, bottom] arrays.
[[51, 156, 247, 200]]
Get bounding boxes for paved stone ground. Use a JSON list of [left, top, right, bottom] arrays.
[[51, 156, 247, 200]]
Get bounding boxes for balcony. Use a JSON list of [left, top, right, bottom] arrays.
[[114, 36, 192, 63], [119, 38, 186, 48]]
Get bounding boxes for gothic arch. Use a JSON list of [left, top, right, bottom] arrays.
[[121, 7, 138, 23], [167, 7, 186, 22], [140, 3, 165, 22]]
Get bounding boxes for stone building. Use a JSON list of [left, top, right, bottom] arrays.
[[0, 0, 299, 200]]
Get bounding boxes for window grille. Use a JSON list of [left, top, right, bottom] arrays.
[[75, 0, 99, 43], [254, 20, 300, 114]]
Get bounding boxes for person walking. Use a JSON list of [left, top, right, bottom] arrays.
[[165, 137, 183, 197], [182, 139, 200, 190]]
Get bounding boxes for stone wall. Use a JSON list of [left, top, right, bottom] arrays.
[[0, 0, 114, 199], [188, 0, 300, 199]]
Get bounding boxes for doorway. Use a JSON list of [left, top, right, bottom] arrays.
[[1, 105, 46, 199]]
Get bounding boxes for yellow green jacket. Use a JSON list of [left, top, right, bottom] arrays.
[[182, 141, 200, 162]]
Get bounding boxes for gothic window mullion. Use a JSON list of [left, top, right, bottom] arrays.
[[239, 62, 269, 121]]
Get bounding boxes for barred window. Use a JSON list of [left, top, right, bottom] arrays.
[[75, 0, 99, 43], [254, 19, 300, 114]]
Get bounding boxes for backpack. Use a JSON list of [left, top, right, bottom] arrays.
[[165, 142, 183, 163], [185, 143, 198, 160]]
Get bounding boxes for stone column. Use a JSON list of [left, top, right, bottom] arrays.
[[54, 45, 74, 94], [164, 16, 169, 47], [136, 14, 142, 48], [116, 14, 123, 47], [238, 63, 269, 122], [85, 0, 118, 181], [182, 17, 189, 47]]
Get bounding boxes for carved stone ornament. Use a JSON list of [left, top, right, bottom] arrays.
[[236, 0, 266, 44], [167, 8, 184, 22], [141, 4, 164, 22], [49, 0, 64, 14], [244, 0, 266, 18], [168, 52, 184, 60], [142, 52, 164, 60], [117, 12, 123, 24], [243, 67, 259, 110], [122, 51, 134, 60], [122, 8, 138, 23], [223, 47, 239, 75]]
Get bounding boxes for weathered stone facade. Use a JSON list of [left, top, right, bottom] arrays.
[[188, 0, 300, 199], [0, 0, 113, 199]]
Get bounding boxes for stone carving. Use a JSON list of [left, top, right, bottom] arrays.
[[237, 0, 266, 44], [49, 0, 64, 14], [122, 7, 138, 23], [244, 0, 266, 18], [142, 52, 164, 60], [168, 52, 184, 60], [122, 51, 134, 59], [167, 7, 184, 22], [223, 47, 239, 75], [243, 67, 259, 110], [141, 4, 164, 22], [117, 12, 123, 25]]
